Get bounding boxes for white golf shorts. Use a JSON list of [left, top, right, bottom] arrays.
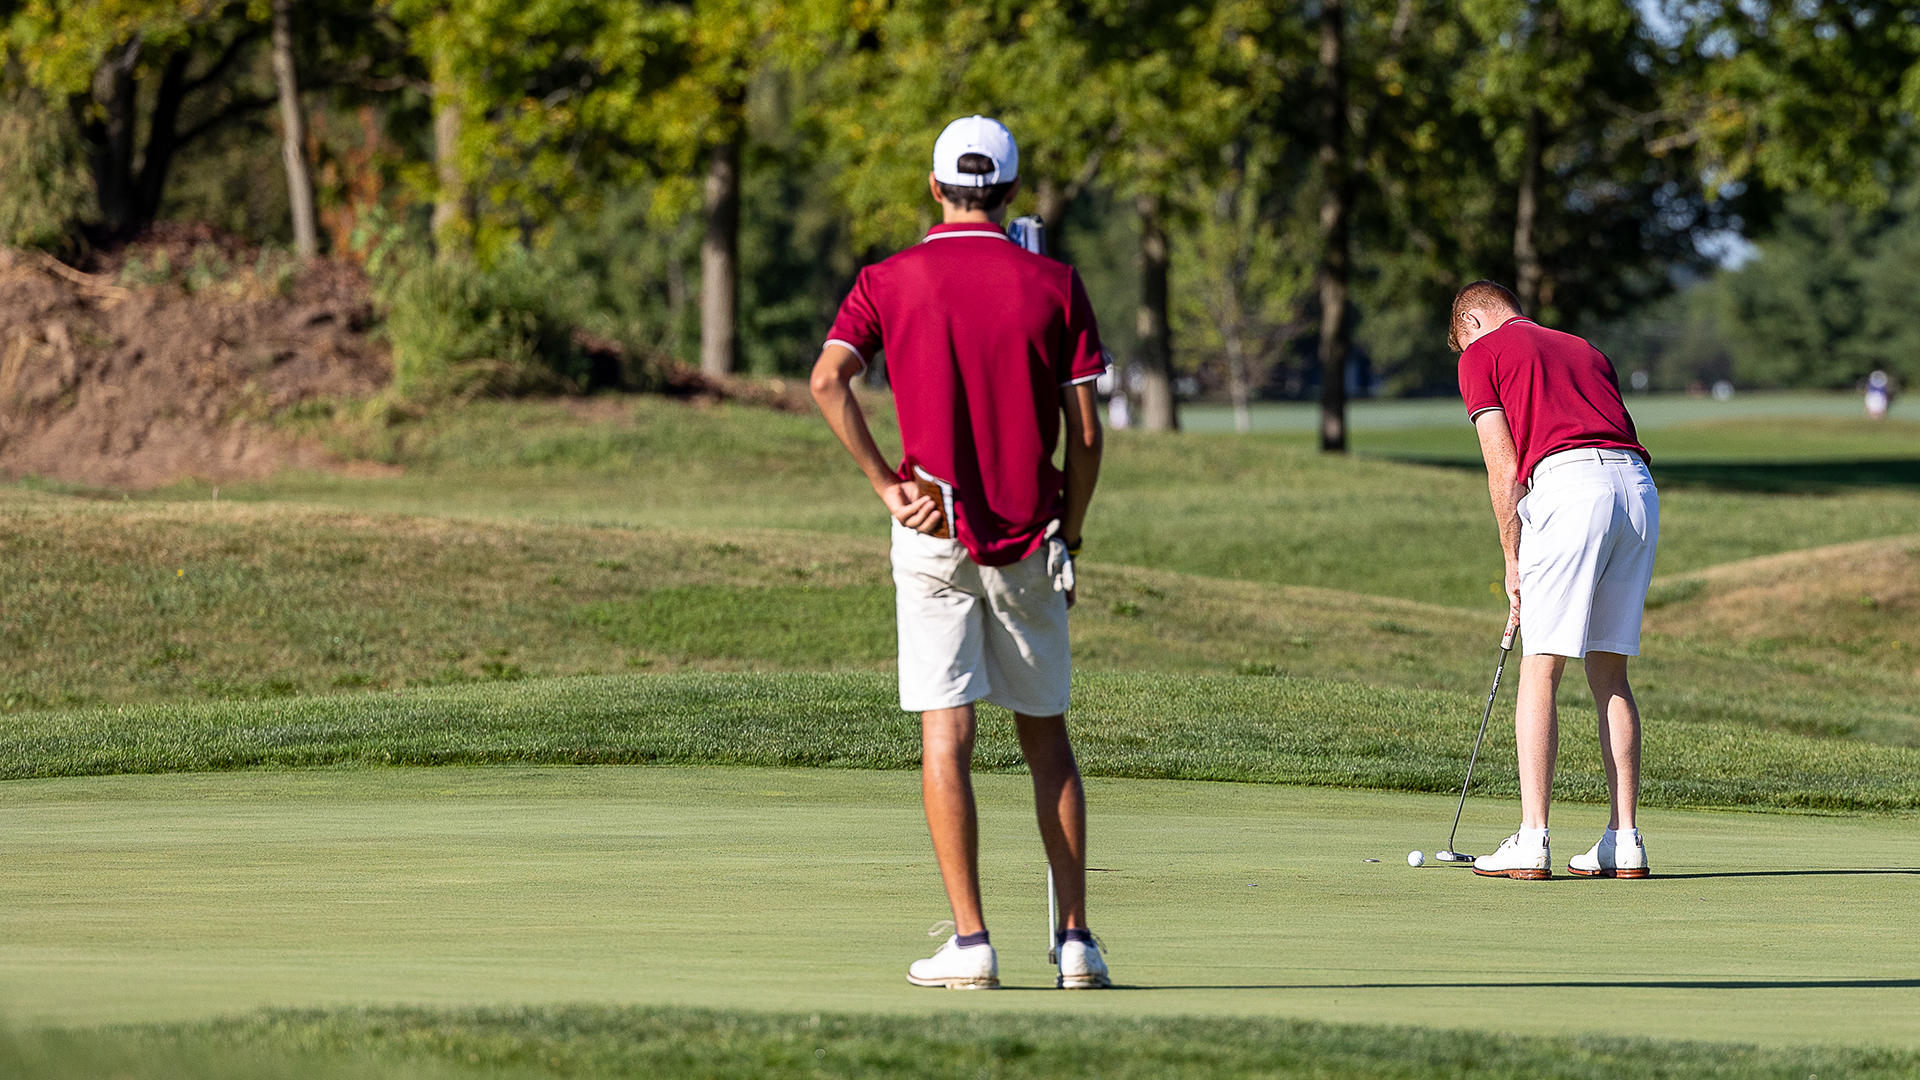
[[1517, 447, 1660, 658], [890, 519, 1071, 716]]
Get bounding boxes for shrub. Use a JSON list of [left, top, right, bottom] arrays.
[[0, 87, 92, 249], [381, 249, 591, 401]]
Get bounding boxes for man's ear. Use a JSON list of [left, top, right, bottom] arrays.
[[928, 171, 944, 206]]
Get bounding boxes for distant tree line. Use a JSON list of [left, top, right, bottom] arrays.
[[2, 0, 1916, 443]]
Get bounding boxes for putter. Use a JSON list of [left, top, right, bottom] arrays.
[[1046, 866, 1059, 965], [1436, 611, 1521, 864]]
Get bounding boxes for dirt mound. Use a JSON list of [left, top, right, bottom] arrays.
[[0, 223, 815, 489], [0, 229, 389, 488]]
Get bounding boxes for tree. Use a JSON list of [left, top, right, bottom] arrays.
[[1710, 185, 1920, 390], [1171, 140, 1314, 432], [1302, 0, 1423, 451], [1456, 0, 1715, 327], [270, 0, 318, 258], [3, 1, 275, 236], [1670, 0, 1920, 209]]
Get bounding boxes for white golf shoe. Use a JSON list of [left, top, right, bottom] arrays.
[[1056, 938, 1111, 989], [1472, 833, 1551, 880], [906, 935, 999, 989], [1568, 832, 1651, 878]]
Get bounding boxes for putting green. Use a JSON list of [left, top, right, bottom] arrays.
[[2, 766, 1914, 1049]]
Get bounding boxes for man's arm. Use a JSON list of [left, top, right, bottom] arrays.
[[1061, 382, 1102, 545], [1473, 409, 1526, 619], [808, 344, 944, 533]]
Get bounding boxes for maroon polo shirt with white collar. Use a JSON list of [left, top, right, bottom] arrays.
[[826, 222, 1109, 567]]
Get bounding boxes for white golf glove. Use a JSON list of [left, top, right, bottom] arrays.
[[1044, 520, 1076, 595]]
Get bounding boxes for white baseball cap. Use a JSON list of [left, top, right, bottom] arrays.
[[932, 115, 1018, 187]]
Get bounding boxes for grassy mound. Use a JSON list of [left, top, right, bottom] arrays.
[[120, 394, 1920, 608], [9, 1006, 1918, 1080], [4, 671, 1916, 812], [5, 490, 1917, 745]]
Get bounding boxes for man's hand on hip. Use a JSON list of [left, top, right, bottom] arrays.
[[882, 481, 946, 535]]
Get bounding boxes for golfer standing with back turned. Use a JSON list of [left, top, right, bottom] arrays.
[[809, 116, 1112, 988], [1451, 281, 1659, 881]]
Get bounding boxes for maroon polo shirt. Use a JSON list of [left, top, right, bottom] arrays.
[[1458, 317, 1648, 483], [826, 222, 1109, 566]]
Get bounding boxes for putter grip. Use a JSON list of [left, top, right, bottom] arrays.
[[1500, 613, 1519, 651]]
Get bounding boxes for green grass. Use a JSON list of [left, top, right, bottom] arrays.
[[4, 671, 1917, 811], [10, 1006, 1920, 1079], [86, 394, 1920, 609], [12, 391, 1920, 1071], [6, 768, 1919, 1044], [7, 490, 1916, 748]]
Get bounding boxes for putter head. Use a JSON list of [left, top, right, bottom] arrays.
[[1435, 849, 1476, 864]]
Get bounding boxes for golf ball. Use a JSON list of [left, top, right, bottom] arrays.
[[1407, 850, 1425, 867]]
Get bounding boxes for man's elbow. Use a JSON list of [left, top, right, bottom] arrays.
[[809, 363, 845, 403]]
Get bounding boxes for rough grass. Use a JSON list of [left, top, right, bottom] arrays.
[[8, 1006, 1920, 1080], [5, 488, 1917, 745], [3, 671, 1916, 812], [123, 394, 1920, 609], [1643, 534, 1920, 676]]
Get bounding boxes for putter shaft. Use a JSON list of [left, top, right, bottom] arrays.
[[1443, 615, 1519, 858]]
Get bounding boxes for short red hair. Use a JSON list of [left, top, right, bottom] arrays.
[[1449, 281, 1521, 353]]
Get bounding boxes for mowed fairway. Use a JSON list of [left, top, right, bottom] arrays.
[[3, 765, 1916, 1047]]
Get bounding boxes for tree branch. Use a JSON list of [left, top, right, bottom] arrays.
[[183, 25, 266, 96], [175, 93, 278, 146]]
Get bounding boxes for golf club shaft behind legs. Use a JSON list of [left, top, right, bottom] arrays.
[[1047, 866, 1058, 964]]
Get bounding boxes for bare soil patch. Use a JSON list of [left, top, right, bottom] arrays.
[[0, 226, 389, 488]]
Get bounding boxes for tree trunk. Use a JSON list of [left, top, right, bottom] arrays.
[[131, 49, 193, 227], [1135, 193, 1178, 432], [1316, 0, 1352, 453], [430, 40, 465, 257], [1513, 107, 1544, 317], [73, 39, 143, 233], [1225, 331, 1252, 434], [271, 0, 318, 258], [700, 137, 741, 378]]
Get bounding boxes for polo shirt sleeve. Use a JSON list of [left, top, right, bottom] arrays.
[[1059, 269, 1109, 387], [824, 268, 882, 371], [1458, 342, 1502, 423]]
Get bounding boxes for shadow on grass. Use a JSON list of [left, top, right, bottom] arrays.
[[1126, 977, 1920, 991], [1384, 456, 1920, 493], [1652, 868, 1920, 880]]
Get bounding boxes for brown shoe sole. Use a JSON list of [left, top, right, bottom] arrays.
[[1567, 866, 1651, 878], [1473, 867, 1551, 880]]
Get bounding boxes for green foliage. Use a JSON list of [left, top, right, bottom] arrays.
[[380, 249, 594, 400], [1680, 0, 1920, 207], [0, 86, 91, 248], [1714, 187, 1920, 389]]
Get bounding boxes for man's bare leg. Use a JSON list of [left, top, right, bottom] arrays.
[[1015, 712, 1087, 931], [1514, 654, 1567, 830], [921, 705, 984, 934], [1584, 651, 1641, 831]]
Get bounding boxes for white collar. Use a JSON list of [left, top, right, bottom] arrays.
[[922, 229, 1010, 242]]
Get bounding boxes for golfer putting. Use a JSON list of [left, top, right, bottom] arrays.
[[809, 116, 1111, 988], [1451, 281, 1659, 881]]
